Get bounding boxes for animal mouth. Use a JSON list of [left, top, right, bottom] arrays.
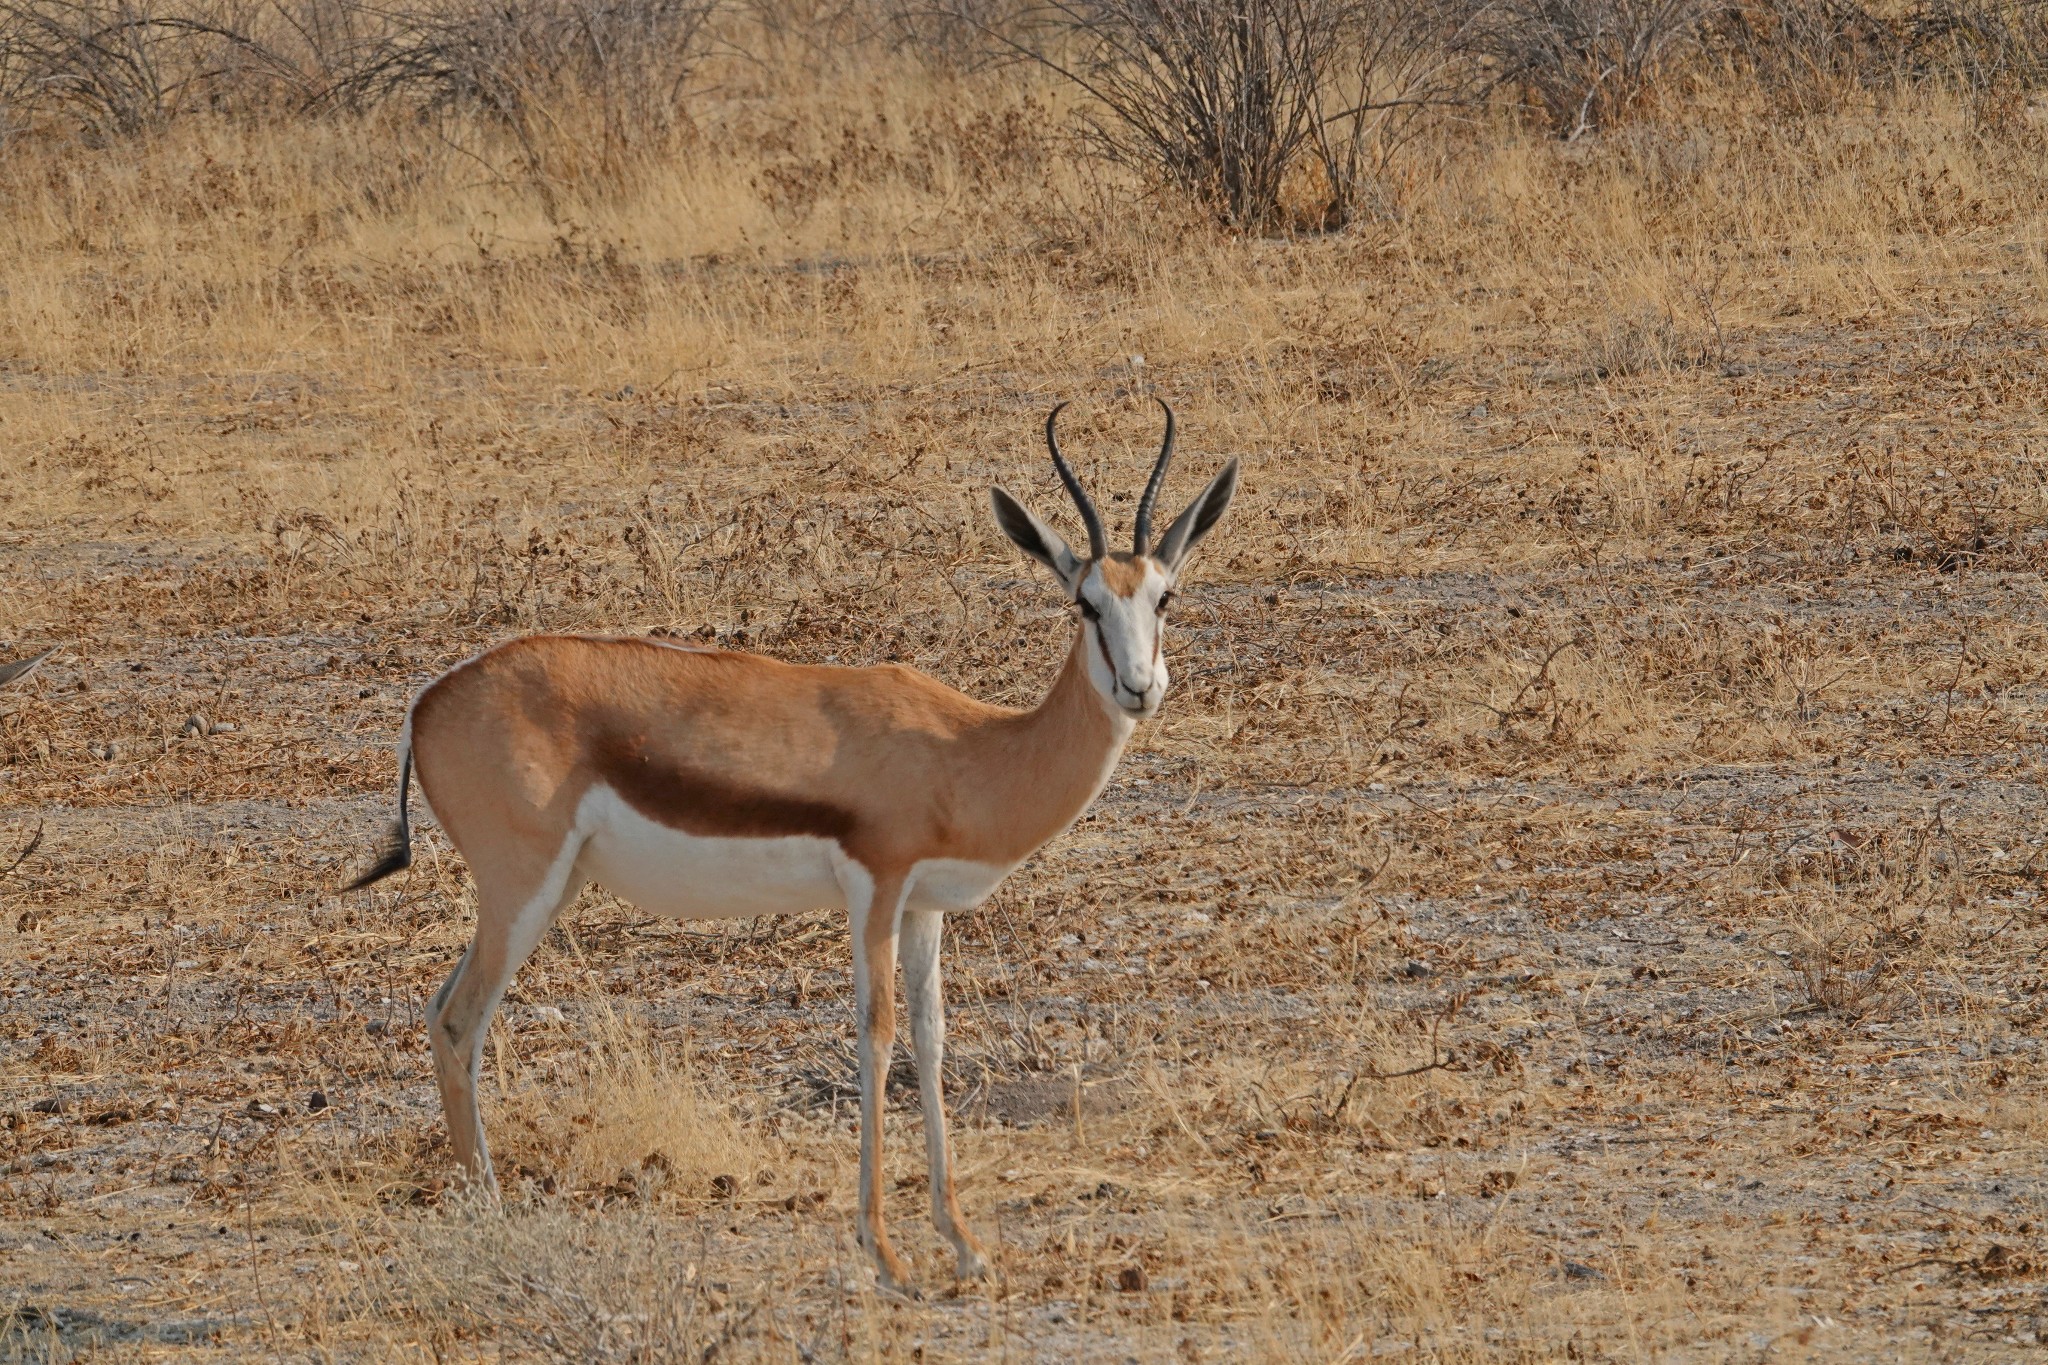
[[1093, 626, 1158, 717], [1115, 687, 1157, 717]]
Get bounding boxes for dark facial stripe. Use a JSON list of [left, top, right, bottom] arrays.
[[590, 733, 858, 842], [1091, 618, 1138, 704]]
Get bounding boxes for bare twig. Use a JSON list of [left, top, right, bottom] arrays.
[[0, 820, 42, 879]]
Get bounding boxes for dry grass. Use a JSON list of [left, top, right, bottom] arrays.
[[4, 35, 2048, 1363]]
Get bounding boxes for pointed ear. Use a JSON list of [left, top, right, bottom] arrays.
[[1152, 459, 1240, 575], [990, 486, 1084, 589]]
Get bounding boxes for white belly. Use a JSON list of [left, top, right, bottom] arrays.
[[573, 785, 845, 920], [908, 857, 1012, 912]]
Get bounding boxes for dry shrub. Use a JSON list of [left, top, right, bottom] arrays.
[[489, 1002, 758, 1200], [1783, 918, 1905, 1020], [1477, 0, 1716, 138], [331, 0, 714, 208], [277, 1019, 776, 1362], [1716, 0, 2048, 111], [1918, 0, 2048, 89], [1440, 639, 1676, 770], [274, 997, 764, 1345], [1477, 0, 2048, 135], [0, 0, 322, 139], [995, 0, 1478, 231], [382, 1201, 772, 1364], [0, 0, 713, 205], [1577, 302, 1691, 378], [1153, 1205, 1673, 1360], [1715, 0, 1907, 108]]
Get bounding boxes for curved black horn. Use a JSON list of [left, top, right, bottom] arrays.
[[1132, 397, 1176, 555], [1045, 401, 1107, 561]]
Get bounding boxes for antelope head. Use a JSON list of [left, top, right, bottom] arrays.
[[991, 400, 1240, 718]]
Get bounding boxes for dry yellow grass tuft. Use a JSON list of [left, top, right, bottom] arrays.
[[3, 27, 2048, 1362]]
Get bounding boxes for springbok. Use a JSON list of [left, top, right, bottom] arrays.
[[345, 401, 1239, 1292]]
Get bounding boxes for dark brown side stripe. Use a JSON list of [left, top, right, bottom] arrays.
[[590, 733, 858, 842]]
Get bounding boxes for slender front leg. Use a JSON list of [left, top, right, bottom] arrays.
[[848, 866, 915, 1294], [901, 907, 990, 1280]]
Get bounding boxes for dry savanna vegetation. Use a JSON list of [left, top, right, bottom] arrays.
[[4, 0, 2048, 1358]]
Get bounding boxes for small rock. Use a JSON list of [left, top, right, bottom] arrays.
[[30, 1096, 65, 1114], [1561, 1260, 1607, 1282], [1116, 1265, 1148, 1293], [306, 1091, 328, 1113], [710, 1173, 738, 1199], [180, 713, 211, 738]]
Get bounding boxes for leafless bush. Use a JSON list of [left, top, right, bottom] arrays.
[[1714, 0, 2048, 110], [1713, 0, 1897, 105], [0, 0, 322, 139], [1786, 922, 1903, 1020], [0, 0, 714, 191], [1919, 0, 2048, 86], [988, 0, 1478, 232], [876, 0, 1009, 65], [1479, 0, 1718, 139], [726, 0, 897, 63], [332, 0, 713, 203]]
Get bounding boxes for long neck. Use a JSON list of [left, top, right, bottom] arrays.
[[958, 627, 1135, 865]]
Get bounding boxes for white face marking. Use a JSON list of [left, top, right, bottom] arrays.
[[574, 784, 846, 920], [1078, 559, 1174, 718]]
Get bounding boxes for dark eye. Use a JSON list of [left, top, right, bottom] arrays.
[[1077, 598, 1101, 622], [1156, 590, 1175, 616]]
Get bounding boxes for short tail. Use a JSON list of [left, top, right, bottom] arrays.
[[345, 743, 414, 891]]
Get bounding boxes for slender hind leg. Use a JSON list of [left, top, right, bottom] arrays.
[[428, 841, 585, 1193], [901, 907, 990, 1280], [844, 861, 915, 1294]]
